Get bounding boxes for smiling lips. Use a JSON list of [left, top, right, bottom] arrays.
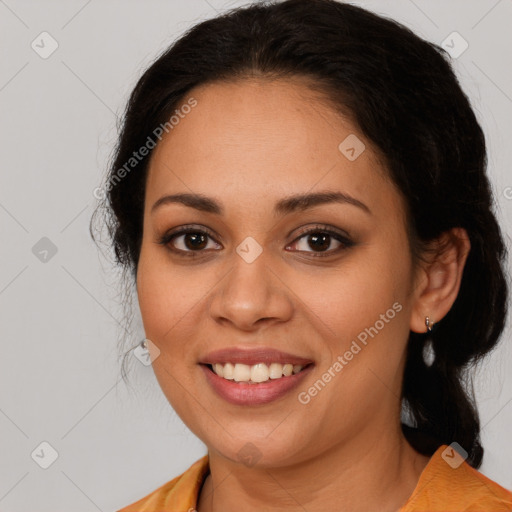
[[200, 347, 314, 405]]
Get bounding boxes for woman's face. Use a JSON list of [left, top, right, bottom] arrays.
[[137, 78, 419, 467]]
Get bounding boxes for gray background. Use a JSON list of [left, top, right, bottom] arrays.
[[0, 1, 511, 510]]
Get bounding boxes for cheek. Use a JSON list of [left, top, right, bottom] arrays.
[[289, 243, 413, 406], [135, 249, 204, 418], [296, 252, 409, 343], [291, 254, 411, 416], [136, 247, 203, 350]]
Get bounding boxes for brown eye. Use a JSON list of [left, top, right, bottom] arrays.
[[286, 226, 354, 257], [305, 233, 332, 252], [158, 227, 222, 256], [182, 232, 208, 250], [292, 232, 342, 253]]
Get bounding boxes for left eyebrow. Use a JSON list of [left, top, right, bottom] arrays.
[[274, 191, 371, 216], [150, 190, 371, 216]]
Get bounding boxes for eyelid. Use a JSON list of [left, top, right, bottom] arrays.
[[169, 224, 221, 240], [291, 223, 352, 241]]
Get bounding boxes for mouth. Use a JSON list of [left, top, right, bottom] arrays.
[[198, 347, 315, 405], [199, 352, 315, 406]]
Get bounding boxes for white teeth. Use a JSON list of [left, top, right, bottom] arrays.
[[251, 363, 269, 383], [269, 363, 283, 379], [282, 363, 293, 377], [222, 362, 234, 380], [233, 363, 251, 382], [211, 362, 304, 383], [213, 363, 224, 377]]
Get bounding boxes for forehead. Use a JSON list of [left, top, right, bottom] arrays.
[[145, 78, 398, 217]]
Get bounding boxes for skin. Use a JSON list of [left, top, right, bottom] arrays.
[[136, 77, 471, 512]]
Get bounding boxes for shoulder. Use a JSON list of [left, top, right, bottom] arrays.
[[116, 455, 210, 512], [401, 445, 512, 512]]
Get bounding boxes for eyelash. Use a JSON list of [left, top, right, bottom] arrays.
[[157, 224, 354, 258]]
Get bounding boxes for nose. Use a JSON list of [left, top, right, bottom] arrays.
[[209, 249, 294, 332]]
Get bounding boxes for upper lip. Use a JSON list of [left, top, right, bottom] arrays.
[[200, 347, 314, 366]]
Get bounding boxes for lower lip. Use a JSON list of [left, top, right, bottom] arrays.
[[200, 364, 314, 405]]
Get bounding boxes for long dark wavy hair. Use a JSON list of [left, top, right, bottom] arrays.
[[90, 0, 509, 468]]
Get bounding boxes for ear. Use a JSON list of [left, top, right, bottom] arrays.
[[410, 227, 471, 333]]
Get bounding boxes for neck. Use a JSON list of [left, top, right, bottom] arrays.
[[197, 424, 431, 512]]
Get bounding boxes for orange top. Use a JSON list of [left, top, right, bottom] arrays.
[[117, 445, 512, 511]]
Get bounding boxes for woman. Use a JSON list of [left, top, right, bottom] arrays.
[[92, 0, 512, 510]]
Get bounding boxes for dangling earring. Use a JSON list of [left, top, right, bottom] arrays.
[[422, 316, 435, 367]]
